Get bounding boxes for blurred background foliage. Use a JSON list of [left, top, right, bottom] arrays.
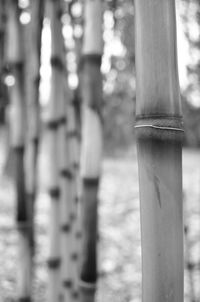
[[102, 0, 200, 151], [103, 0, 200, 151], [1, 0, 200, 151], [62, 0, 200, 152]]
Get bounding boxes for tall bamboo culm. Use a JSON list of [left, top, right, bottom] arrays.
[[5, 0, 32, 301], [48, 0, 82, 300], [49, 0, 76, 301], [135, 1, 184, 301], [67, 21, 83, 302], [66, 94, 81, 302], [46, 0, 67, 301], [79, 1, 103, 301], [24, 0, 44, 250], [59, 85, 75, 302], [0, 0, 6, 124]]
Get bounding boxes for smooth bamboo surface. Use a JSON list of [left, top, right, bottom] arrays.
[[135, 0, 181, 117], [137, 140, 183, 302], [135, 1, 184, 301]]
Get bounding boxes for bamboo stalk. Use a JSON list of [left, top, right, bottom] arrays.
[[56, 44, 74, 302], [66, 97, 81, 302], [79, 1, 103, 301], [24, 0, 44, 250], [134, 1, 184, 301], [46, 0, 75, 301], [50, 1, 77, 301], [0, 0, 7, 124], [59, 114, 73, 302], [5, 0, 32, 300], [48, 1, 83, 300], [68, 33, 83, 302]]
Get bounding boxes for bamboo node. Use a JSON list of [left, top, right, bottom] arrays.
[[50, 56, 64, 72], [72, 291, 79, 299], [60, 168, 73, 179], [66, 129, 78, 138], [47, 257, 61, 269], [13, 145, 24, 153], [61, 223, 71, 232], [79, 280, 96, 291], [46, 119, 59, 130], [48, 187, 60, 199], [80, 54, 102, 69], [19, 297, 31, 302], [75, 196, 79, 204], [5, 61, 24, 73], [71, 252, 78, 261], [187, 261, 195, 271], [135, 117, 184, 142], [59, 116, 66, 125], [63, 279, 72, 288], [83, 178, 99, 186]]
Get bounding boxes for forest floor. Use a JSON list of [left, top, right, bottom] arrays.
[[0, 144, 199, 302]]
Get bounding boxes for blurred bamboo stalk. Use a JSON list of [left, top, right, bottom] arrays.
[[68, 11, 83, 301], [5, 0, 32, 300], [59, 87, 74, 302], [0, 0, 7, 125], [183, 197, 196, 302], [135, 1, 184, 301], [24, 0, 44, 250], [49, 1, 77, 301], [79, 1, 104, 301], [66, 97, 81, 301], [46, 0, 66, 301], [47, 0, 83, 300]]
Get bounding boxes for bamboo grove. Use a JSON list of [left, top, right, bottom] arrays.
[[0, 0, 189, 301]]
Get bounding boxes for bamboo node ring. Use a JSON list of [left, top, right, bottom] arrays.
[[19, 297, 31, 302], [79, 280, 96, 291], [135, 117, 184, 142], [134, 125, 184, 132]]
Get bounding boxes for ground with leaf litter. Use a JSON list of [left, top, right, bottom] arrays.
[[0, 146, 199, 302]]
